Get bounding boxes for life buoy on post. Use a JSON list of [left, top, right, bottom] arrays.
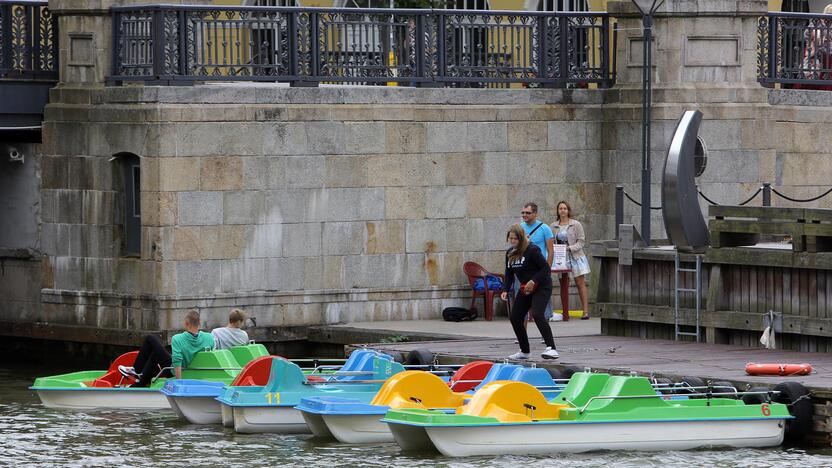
[[745, 363, 813, 376]]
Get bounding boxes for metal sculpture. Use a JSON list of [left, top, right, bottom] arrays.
[[662, 110, 710, 252]]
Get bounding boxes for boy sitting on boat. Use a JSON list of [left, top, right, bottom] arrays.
[[118, 309, 214, 387], [212, 309, 249, 350]]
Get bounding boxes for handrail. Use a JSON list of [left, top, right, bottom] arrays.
[[577, 390, 779, 414]]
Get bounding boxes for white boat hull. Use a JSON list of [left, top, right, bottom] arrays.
[[36, 389, 170, 411], [300, 411, 334, 439], [232, 406, 311, 434], [388, 421, 436, 452], [422, 419, 785, 457], [221, 403, 234, 427], [322, 414, 392, 444], [167, 396, 222, 425]]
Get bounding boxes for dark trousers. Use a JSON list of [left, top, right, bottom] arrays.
[[510, 287, 556, 354], [133, 335, 172, 387]]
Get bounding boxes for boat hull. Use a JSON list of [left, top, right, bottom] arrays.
[[232, 406, 311, 434], [167, 396, 222, 425], [300, 411, 334, 439], [322, 414, 392, 444], [36, 389, 170, 411], [389, 421, 437, 452], [422, 419, 785, 457], [221, 403, 234, 427]]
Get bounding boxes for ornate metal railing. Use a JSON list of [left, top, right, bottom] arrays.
[[758, 12, 832, 87], [109, 5, 614, 87], [0, 0, 57, 80]]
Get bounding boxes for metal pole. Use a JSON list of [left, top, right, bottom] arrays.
[[615, 185, 624, 239], [762, 182, 771, 207], [640, 12, 652, 247]]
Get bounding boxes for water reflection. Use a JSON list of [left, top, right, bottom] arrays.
[[3, 366, 832, 467]]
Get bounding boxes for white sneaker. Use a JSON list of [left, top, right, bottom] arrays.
[[118, 365, 140, 379], [549, 314, 563, 322], [508, 351, 530, 360], [541, 347, 559, 360]]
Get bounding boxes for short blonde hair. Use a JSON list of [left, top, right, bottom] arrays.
[[229, 308, 247, 325], [184, 309, 200, 327]]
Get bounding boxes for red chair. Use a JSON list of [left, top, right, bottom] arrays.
[[463, 261, 510, 321]]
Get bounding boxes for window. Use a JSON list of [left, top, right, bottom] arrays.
[[116, 153, 141, 256]]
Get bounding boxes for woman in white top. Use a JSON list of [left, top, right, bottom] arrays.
[[212, 309, 249, 349], [551, 201, 591, 320]]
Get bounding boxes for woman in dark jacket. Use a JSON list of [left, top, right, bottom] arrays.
[[500, 224, 559, 360]]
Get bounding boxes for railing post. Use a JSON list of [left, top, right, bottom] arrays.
[[178, 9, 187, 76], [288, 10, 299, 86], [151, 7, 164, 81], [615, 185, 624, 240], [762, 182, 771, 207], [23, 3, 33, 74], [436, 12, 445, 86], [558, 15, 569, 88], [767, 15, 777, 81], [537, 15, 548, 87], [600, 14, 610, 88], [414, 12, 426, 86], [309, 11, 319, 81], [33, 5, 42, 74]]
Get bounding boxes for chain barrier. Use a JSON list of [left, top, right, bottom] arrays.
[[621, 185, 832, 211], [623, 190, 662, 210], [771, 187, 832, 204], [697, 187, 762, 206]]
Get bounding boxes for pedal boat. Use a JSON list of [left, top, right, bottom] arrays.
[[217, 349, 405, 433], [162, 354, 341, 425], [382, 372, 791, 456], [297, 362, 564, 444], [31, 343, 268, 411]]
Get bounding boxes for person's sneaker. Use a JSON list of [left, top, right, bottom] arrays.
[[514, 339, 519, 344], [549, 314, 563, 322], [540, 340, 546, 344], [118, 365, 140, 379], [507, 351, 530, 360], [541, 347, 560, 360]]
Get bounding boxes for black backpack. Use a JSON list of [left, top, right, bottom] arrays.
[[442, 307, 478, 322]]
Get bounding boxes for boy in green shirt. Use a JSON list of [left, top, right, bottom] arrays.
[[119, 309, 214, 386]]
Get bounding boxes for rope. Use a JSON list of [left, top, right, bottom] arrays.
[[623, 190, 662, 210], [698, 187, 762, 206], [772, 187, 832, 203]]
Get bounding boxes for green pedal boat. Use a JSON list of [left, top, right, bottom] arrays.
[[382, 372, 793, 456], [31, 343, 269, 410]]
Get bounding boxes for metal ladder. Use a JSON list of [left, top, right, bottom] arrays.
[[674, 251, 702, 342]]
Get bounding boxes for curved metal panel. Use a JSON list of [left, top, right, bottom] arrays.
[[661, 110, 710, 252]]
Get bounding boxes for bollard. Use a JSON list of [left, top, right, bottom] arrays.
[[762, 182, 771, 207], [615, 186, 624, 240]]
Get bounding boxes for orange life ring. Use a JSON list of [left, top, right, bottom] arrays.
[[745, 363, 812, 376]]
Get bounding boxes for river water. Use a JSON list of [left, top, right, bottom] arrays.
[[4, 365, 832, 467]]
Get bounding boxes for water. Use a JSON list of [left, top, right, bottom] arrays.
[[4, 366, 832, 467]]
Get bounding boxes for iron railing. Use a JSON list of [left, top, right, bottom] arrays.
[[109, 5, 615, 87], [758, 12, 832, 86], [0, 0, 57, 80]]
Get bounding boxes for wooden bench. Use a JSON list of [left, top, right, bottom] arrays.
[[708, 206, 832, 253]]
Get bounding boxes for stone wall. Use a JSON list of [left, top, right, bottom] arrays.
[[37, 86, 606, 336]]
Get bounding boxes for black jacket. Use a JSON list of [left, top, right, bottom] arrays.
[[503, 244, 553, 293]]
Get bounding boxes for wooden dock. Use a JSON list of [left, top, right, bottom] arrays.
[[361, 334, 832, 445]]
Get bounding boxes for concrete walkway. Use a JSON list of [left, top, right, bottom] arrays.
[[331, 317, 601, 339]]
